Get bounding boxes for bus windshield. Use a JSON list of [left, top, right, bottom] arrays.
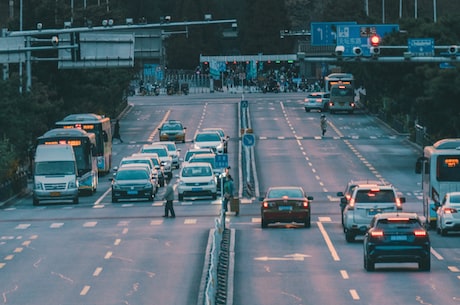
[[437, 155, 460, 181]]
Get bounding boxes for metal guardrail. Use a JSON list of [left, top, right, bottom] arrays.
[[0, 171, 28, 202]]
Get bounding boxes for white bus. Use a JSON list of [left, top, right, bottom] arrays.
[[416, 138, 460, 228]]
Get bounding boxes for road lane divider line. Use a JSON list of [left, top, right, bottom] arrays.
[[340, 270, 349, 279], [349, 289, 360, 300], [80, 285, 91, 296], [317, 221, 340, 261], [430, 247, 443, 260]]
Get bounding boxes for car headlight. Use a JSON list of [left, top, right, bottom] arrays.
[[145, 183, 153, 189], [68, 180, 78, 188], [178, 180, 185, 186], [34, 182, 44, 190], [112, 183, 121, 190]]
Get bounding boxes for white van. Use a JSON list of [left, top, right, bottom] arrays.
[[33, 144, 79, 205]]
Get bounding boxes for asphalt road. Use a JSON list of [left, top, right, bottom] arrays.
[[2, 91, 460, 305]]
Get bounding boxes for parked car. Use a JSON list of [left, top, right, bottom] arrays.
[[436, 191, 460, 236], [304, 92, 330, 112], [111, 166, 156, 203], [363, 212, 431, 271], [158, 120, 186, 143], [259, 186, 313, 228], [177, 162, 217, 201]]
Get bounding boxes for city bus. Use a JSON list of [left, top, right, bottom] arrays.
[[324, 73, 354, 92], [55, 113, 112, 174], [324, 73, 356, 114], [37, 128, 98, 194], [416, 138, 460, 228]]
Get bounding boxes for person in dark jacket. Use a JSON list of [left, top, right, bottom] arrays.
[[222, 174, 234, 213], [162, 182, 175, 218], [112, 119, 123, 143]]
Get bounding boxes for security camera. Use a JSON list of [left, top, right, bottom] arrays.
[[448, 45, 458, 55], [51, 36, 59, 47], [370, 46, 380, 55], [335, 45, 345, 55], [353, 47, 363, 56]]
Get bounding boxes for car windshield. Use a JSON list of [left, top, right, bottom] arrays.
[[267, 189, 303, 198], [195, 133, 220, 142], [117, 170, 149, 180], [142, 147, 167, 157], [164, 143, 176, 151], [162, 123, 182, 131], [190, 157, 215, 167], [450, 194, 460, 203], [354, 190, 395, 203], [35, 161, 75, 175], [181, 166, 212, 177], [121, 159, 151, 168]]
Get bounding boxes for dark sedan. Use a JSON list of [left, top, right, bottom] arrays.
[[363, 212, 431, 271], [259, 186, 313, 228], [158, 120, 186, 143], [111, 166, 155, 203]]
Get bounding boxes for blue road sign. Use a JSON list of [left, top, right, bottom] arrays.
[[242, 134, 255, 147], [408, 38, 434, 57], [336, 24, 399, 57], [215, 154, 229, 169], [311, 22, 357, 46]]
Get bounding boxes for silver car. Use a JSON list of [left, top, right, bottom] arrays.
[[436, 192, 460, 236], [304, 92, 330, 112]]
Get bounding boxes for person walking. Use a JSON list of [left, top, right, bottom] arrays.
[[320, 114, 327, 137], [162, 182, 175, 218], [112, 119, 124, 143], [222, 174, 234, 213]]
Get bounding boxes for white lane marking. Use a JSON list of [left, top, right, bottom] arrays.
[[317, 221, 340, 261], [349, 289, 360, 300], [340, 270, 349, 279], [431, 247, 444, 260]]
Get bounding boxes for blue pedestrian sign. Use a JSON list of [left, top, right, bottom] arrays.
[[215, 154, 229, 169], [242, 133, 255, 147], [408, 38, 434, 57]]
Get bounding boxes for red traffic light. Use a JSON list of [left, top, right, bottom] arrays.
[[370, 35, 381, 47]]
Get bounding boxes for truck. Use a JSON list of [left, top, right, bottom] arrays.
[[33, 144, 79, 205]]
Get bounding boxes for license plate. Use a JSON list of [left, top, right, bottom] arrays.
[[279, 206, 292, 211], [390, 235, 407, 241], [50, 192, 61, 197], [127, 190, 138, 195], [192, 187, 202, 191]]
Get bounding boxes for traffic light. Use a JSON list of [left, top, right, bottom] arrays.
[[370, 34, 381, 47]]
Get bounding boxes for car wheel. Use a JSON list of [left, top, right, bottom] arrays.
[[345, 230, 355, 243], [441, 228, 448, 236], [305, 108, 310, 112], [212, 193, 217, 200], [112, 196, 118, 203], [73, 196, 79, 204], [304, 217, 311, 228], [261, 218, 268, 228], [364, 255, 375, 271], [178, 193, 184, 201], [33, 198, 39, 206], [436, 226, 441, 234], [419, 258, 431, 271]]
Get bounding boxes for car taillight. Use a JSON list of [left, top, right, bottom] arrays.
[[444, 207, 458, 214], [396, 198, 403, 209], [370, 230, 384, 238], [350, 102, 355, 107], [348, 198, 355, 209], [263, 201, 269, 208], [303, 200, 309, 208], [414, 230, 427, 237]]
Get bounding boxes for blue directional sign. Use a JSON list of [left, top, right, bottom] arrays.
[[336, 24, 399, 57], [215, 154, 229, 169], [408, 38, 434, 57], [311, 22, 357, 46], [242, 133, 255, 147]]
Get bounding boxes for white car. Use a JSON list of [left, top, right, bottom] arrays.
[[153, 141, 180, 169], [177, 162, 217, 201], [436, 192, 460, 236], [193, 131, 225, 154], [202, 127, 229, 153], [139, 144, 173, 179]]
